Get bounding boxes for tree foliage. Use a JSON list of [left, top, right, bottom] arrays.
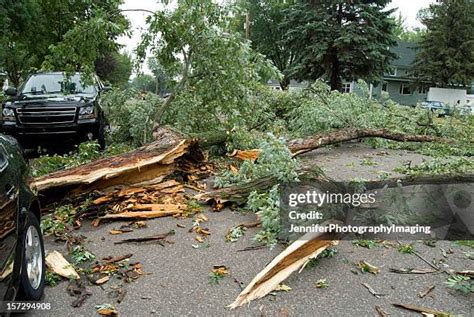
[[130, 74, 157, 93], [101, 89, 162, 147], [412, 0, 474, 88], [95, 51, 132, 88], [43, 0, 129, 80], [0, 0, 129, 86], [147, 57, 172, 95], [0, 0, 42, 87], [243, 0, 298, 90], [391, 13, 425, 43], [136, 0, 279, 130], [283, 0, 397, 91]]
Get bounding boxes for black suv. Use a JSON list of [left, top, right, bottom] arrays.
[[0, 134, 45, 303], [1, 72, 108, 149]]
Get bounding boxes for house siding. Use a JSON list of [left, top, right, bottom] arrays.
[[371, 80, 427, 106]]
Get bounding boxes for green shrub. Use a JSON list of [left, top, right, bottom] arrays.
[[101, 89, 163, 146]]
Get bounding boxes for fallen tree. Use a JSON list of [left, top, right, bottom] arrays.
[[32, 128, 205, 205], [197, 168, 474, 207], [287, 128, 445, 156], [33, 126, 447, 199]]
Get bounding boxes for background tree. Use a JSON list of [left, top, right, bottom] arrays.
[[392, 13, 425, 43], [147, 57, 171, 95], [412, 0, 474, 88], [243, 0, 297, 90], [130, 74, 157, 93], [283, 0, 397, 91], [0, 0, 129, 87], [42, 0, 129, 80], [136, 0, 278, 131], [0, 0, 42, 87], [95, 51, 132, 88]]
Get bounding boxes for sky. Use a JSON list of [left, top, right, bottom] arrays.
[[118, 0, 435, 74]]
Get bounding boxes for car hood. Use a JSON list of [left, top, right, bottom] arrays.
[[5, 94, 96, 108]]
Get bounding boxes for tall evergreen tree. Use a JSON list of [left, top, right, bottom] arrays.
[[283, 0, 397, 91], [412, 0, 474, 88]]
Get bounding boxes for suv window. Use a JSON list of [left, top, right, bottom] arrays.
[[21, 73, 96, 95]]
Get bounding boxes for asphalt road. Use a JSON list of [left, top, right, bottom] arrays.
[[31, 144, 473, 316]]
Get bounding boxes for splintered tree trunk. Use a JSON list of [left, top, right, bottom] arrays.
[[32, 127, 203, 204]]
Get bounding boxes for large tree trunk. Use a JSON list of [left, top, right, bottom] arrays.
[[197, 164, 473, 207], [288, 128, 444, 156], [32, 127, 447, 205], [193, 127, 444, 156], [32, 128, 204, 204]]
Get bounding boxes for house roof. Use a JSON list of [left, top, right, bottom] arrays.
[[391, 41, 419, 68]]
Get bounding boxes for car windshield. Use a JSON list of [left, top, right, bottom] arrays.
[[21, 73, 96, 95]]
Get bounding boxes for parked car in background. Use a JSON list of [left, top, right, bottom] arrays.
[[461, 104, 473, 116], [0, 134, 45, 303], [420, 101, 452, 116], [1, 72, 109, 150]]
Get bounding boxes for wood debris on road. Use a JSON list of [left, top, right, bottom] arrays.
[[45, 251, 80, 280], [228, 220, 341, 309]]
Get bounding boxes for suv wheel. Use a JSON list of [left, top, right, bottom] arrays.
[[19, 212, 45, 300]]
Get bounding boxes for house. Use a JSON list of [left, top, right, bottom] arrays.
[[344, 42, 428, 106], [372, 41, 429, 106], [346, 41, 474, 106]]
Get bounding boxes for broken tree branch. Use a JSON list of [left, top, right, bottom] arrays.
[[32, 128, 203, 204], [288, 128, 445, 156], [228, 220, 341, 309]]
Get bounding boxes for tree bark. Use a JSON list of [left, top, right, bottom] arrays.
[[32, 127, 202, 203], [190, 128, 444, 157], [197, 165, 473, 207], [288, 128, 444, 157]]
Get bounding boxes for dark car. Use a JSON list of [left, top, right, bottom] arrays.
[[420, 101, 452, 116], [1, 72, 108, 150], [0, 134, 45, 304]]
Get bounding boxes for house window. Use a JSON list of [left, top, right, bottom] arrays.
[[382, 82, 388, 92], [418, 85, 429, 94], [387, 67, 397, 77], [342, 82, 352, 93], [399, 83, 411, 95]]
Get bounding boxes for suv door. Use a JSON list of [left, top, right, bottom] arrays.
[[0, 143, 19, 299]]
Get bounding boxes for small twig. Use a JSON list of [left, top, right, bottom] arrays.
[[237, 244, 267, 252], [361, 283, 385, 298], [396, 241, 439, 271], [418, 285, 435, 298], [375, 306, 389, 317]]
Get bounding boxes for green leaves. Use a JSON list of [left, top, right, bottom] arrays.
[[136, 0, 280, 130], [283, 0, 397, 90], [101, 89, 163, 146], [215, 134, 299, 188], [0, 0, 129, 86], [413, 0, 474, 87], [43, 3, 129, 82]]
